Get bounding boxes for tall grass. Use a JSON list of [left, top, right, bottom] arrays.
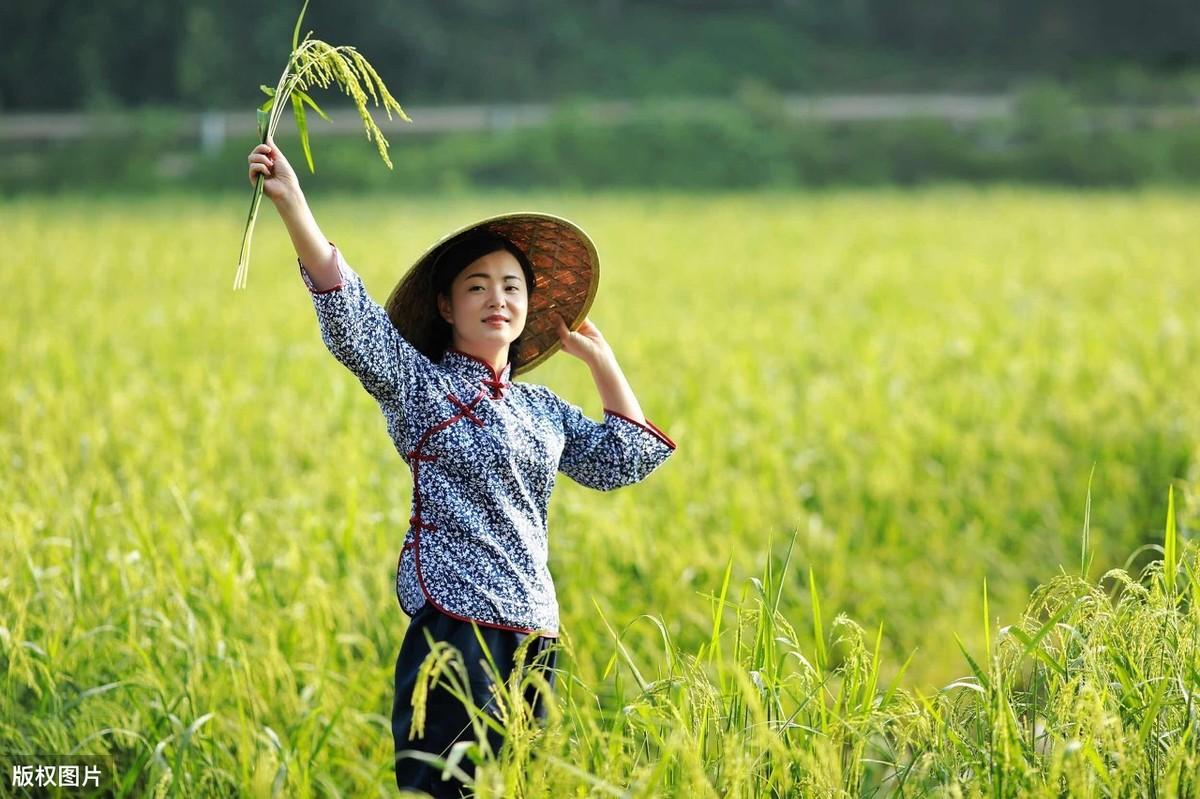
[[3, 188, 1200, 795], [409, 494, 1199, 797]]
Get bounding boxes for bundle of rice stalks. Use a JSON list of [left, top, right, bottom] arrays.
[[233, 0, 410, 290]]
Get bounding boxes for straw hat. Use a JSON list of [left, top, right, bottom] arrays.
[[383, 212, 600, 376]]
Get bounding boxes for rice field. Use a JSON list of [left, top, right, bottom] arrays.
[[4, 187, 1200, 796]]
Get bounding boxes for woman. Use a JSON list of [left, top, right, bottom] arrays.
[[246, 138, 677, 796]]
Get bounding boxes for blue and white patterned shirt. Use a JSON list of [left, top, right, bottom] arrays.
[[299, 244, 677, 636]]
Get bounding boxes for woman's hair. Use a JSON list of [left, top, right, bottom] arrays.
[[429, 230, 537, 367]]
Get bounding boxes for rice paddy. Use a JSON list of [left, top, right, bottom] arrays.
[[4, 187, 1200, 796]]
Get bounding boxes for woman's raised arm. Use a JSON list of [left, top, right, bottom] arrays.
[[246, 137, 433, 409]]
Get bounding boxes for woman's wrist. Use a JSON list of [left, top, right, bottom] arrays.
[[585, 346, 617, 374], [272, 185, 307, 215], [587, 351, 646, 424]]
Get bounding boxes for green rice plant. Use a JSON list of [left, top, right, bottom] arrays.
[[539, 530, 913, 797], [427, 488, 1197, 797], [399, 625, 566, 798], [8, 190, 1200, 795], [891, 490, 1200, 797], [232, 0, 409, 290]]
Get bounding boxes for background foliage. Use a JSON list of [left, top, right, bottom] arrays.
[[4, 1, 1199, 110], [4, 2, 1200, 192]]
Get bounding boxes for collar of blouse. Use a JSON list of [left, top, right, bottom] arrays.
[[440, 348, 514, 399]]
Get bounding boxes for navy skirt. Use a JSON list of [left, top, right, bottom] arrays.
[[391, 602, 557, 797]]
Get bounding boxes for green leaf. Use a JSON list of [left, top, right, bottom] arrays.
[[292, 94, 315, 173], [256, 108, 269, 143], [809, 567, 826, 673], [593, 598, 648, 691], [706, 555, 734, 664], [259, 96, 275, 113], [259, 84, 276, 98], [293, 88, 330, 121], [1081, 462, 1095, 579], [1137, 676, 1169, 744], [981, 576, 991, 659], [1011, 599, 1074, 668], [1164, 485, 1177, 598], [953, 633, 991, 692], [881, 648, 916, 708], [1007, 627, 1067, 678], [292, 0, 311, 52]]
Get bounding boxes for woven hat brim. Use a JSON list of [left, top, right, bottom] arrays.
[[383, 212, 600, 376]]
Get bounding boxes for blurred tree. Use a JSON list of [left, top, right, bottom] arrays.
[[1, 0, 1197, 110]]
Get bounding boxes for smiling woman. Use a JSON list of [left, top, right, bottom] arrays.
[[430, 231, 536, 374], [245, 140, 678, 796]]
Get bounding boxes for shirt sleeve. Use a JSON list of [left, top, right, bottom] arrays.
[[299, 242, 429, 408], [547, 389, 677, 491]]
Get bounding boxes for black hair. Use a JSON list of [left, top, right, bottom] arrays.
[[429, 230, 536, 367]]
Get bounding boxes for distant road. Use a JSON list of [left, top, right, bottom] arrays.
[[1, 93, 1195, 151], [0, 93, 1014, 141]]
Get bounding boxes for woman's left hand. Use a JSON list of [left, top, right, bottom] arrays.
[[555, 315, 612, 367]]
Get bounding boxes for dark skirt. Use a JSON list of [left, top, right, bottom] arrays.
[[391, 601, 557, 797]]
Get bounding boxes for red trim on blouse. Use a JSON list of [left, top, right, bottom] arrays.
[[603, 408, 677, 450], [447, 392, 486, 426], [299, 241, 345, 294], [411, 530, 555, 636], [481, 377, 509, 399], [447, 347, 512, 384]]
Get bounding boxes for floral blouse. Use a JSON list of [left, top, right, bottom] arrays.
[[299, 244, 677, 636]]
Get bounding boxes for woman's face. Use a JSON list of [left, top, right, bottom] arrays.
[[437, 249, 529, 356]]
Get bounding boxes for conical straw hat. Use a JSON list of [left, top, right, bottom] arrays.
[[384, 212, 600, 376]]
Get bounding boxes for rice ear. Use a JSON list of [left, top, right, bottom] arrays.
[[234, 5, 410, 290]]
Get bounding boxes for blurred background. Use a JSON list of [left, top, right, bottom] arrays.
[[3, 0, 1200, 194]]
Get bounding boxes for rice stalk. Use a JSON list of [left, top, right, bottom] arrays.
[[233, 0, 410, 290]]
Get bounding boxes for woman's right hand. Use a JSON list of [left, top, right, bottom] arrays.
[[247, 136, 300, 204]]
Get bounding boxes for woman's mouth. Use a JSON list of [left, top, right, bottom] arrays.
[[484, 316, 508, 327]]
